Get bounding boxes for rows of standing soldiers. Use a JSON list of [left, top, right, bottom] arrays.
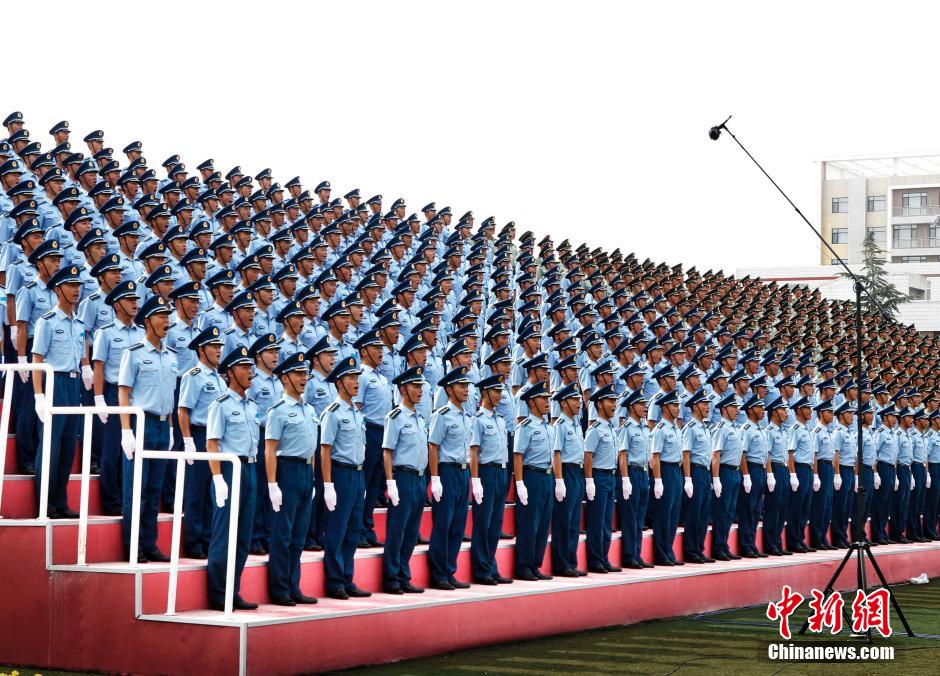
[[2, 111, 940, 609]]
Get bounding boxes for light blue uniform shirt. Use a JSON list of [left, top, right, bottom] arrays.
[[811, 423, 835, 462], [740, 420, 768, 465], [383, 404, 429, 471], [248, 369, 283, 426], [651, 419, 681, 464], [711, 420, 743, 466], [266, 394, 319, 460], [766, 422, 788, 464], [178, 362, 227, 427], [585, 417, 618, 470], [896, 427, 913, 465], [320, 397, 365, 465], [926, 430, 940, 464], [78, 291, 114, 337], [429, 403, 472, 464], [911, 429, 927, 464], [196, 302, 232, 332], [787, 422, 814, 465], [304, 369, 337, 418], [92, 319, 144, 383], [355, 364, 393, 426], [860, 426, 878, 466], [875, 425, 899, 464], [832, 423, 855, 467], [32, 307, 84, 372], [513, 414, 553, 469], [620, 417, 651, 467], [118, 340, 180, 415], [681, 418, 712, 467], [470, 407, 508, 466], [15, 279, 56, 337], [222, 325, 252, 357], [552, 414, 585, 464], [165, 316, 199, 374], [207, 390, 260, 458]]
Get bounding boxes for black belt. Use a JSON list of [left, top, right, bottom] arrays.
[[365, 420, 383, 430], [333, 460, 363, 471], [237, 456, 257, 464], [524, 465, 552, 474], [54, 371, 79, 378], [480, 462, 507, 468], [720, 463, 740, 471], [817, 459, 833, 465], [629, 463, 648, 471], [439, 461, 468, 470], [562, 462, 583, 469], [279, 456, 312, 465], [660, 461, 680, 467], [191, 424, 207, 431], [898, 462, 911, 468], [593, 468, 616, 475], [394, 465, 425, 477], [795, 462, 812, 468], [771, 462, 787, 469], [145, 412, 170, 422]]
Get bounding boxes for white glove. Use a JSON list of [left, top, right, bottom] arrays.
[[911, 475, 915, 491], [622, 476, 632, 500], [854, 476, 859, 493], [873, 472, 881, 490], [10, 324, 18, 349], [323, 482, 337, 511], [311, 484, 316, 501], [94, 394, 108, 423], [554, 478, 566, 502], [81, 364, 93, 390], [183, 437, 196, 465], [17, 355, 27, 382], [894, 476, 899, 491], [833, 474, 842, 491], [789, 472, 799, 492], [585, 477, 596, 501], [515, 480, 528, 505], [812, 474, 821, 492], [767, 472, 776, 493], [430, 475, 443, 502], [121, 429, 135, 460], [712, 477, 722, 498], [743, 474, 752, 494], [684, 476, 693, 498], [471, 477, 483, 504], [34, 393, 46, 421], [168, 426, 174, 451], [927, 472, 932, 489], [268, 482, 282, 512], [387, 479, 400, 507], [213, 474, 228, 508], [653, 477, 664, 499]]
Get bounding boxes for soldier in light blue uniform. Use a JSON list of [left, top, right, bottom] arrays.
[[196, 269, 236, 332], [319, 356, 372, 600], [221, 291, 256, 357], [302, 336, 337, 551], [785, 397, 815, 553], [177, 326, 226, 559], [830, 401, 856, 548], [550, 382, 586, 576], [924, 410, 940, 540], [908, 409, 929, 542], [808, 399, 837, 550], [738, 395, 769, 558], [512, 380, 555, 581], [891, 407, 915, 543], [680, 389, 714, 563], [650, 389, 683, 565], [871, 405, 900, 544], [118, 295, 179, 561], [382, 366, 430, 594], [31, 264, 87, 518], [709, 393, 744, 561], [583, 384, 622, 573], [617, 390, 652, 569], [761, 396, 791, 555], [205, 347, 260, 611], [264, 353, 319, 606]]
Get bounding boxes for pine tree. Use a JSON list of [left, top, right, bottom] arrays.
[[841, 230, 908, 320]]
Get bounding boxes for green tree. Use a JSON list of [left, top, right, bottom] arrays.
[[841, 230, 908, 320]]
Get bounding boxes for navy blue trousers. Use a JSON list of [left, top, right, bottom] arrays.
[[711, 465, 741, 557], [207, 459, 257, 605], [428, 464, 469, 583], [618, 466, 649, 564], [809, 460, 834, 547], [683, 464, 712, 558], [182, 426, 211, 553], [651, 463, 681, 563], [98, 382, 123, 514], [515, 468, 552, 576], [550, 464, 584, 573], [925, 463, 940, 538], [872, 461, 896, 541], [251, 430, 272, 549], [361, 423, 385, 544], [831, 465, 856, 546], [909, 463, 926, 539], [35, 373, 81, 513], [14, 338, 38, 473], [737, 462, 766, 554], [470, 464, 509, 581], [383, 471, 426, 587], [161, 380, 181, 509], [891, 464, 912, 540], [268, 460, 313, 599], [322, 465, 364, 594], [585, 470, 615, 569], [305, 439, 326, 547], [763, 464, 790, 552], [122, 417, 170, 552], [786, 464, 813, 549], [853, 465, 875, 542]]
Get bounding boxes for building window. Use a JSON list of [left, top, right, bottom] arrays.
[[867, 195, 886, 212], [901, 192, 928, 216], [898, 256, 928, 263], [893, 224, 917, 248], [831, 228, 848, 244], [831, 197, 848, 213], [867, 226, 886, 242], [829, 258, 845, 266], [930, 223, 939, 248]]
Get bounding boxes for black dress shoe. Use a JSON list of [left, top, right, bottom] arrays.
[[430, 580, 455, 590], [291, 594, 319, 604], [515, 572, 538, 581], [476, 577, 499, 585], [713, 552, 730, 561], [345, 586, 372, 598], [740, 551, 758, 559], [605, 564, 622, 572], [417, 535, 430, 545], [462, 535, 471, 542], [210, 597, 258, 611], [90, 465, 100, 475], [58, 507, 80, 519], [250, 545, 267, 556], [184, 549, 207, 560], [623, 559, 644, 569], [357, 540, 373, 549], [803, 546, 817, 553], [383, 586, 404, 595], [493, 575, 513, 584], [45, 508, 60, 519], [895, 537, 911, 544], [685, 554, 706, 564], [328, 589, 350, 600], [21, 466, 36, 476], [575, 569, 588, 576], [767, 549, 783, 557], [756, 551, 769, 558], [304, 542, 323, 552], [499, 531, 513, 540], [449, 577, 471, 589], [401, 582, 425, 593], [672, 560, 685, 566], [728, 553, 741, 560], [144, 549, 170, 562], [656, 559, 675, 566], [535, 572, 553, 580], [639, 560, 654, 568], [558, 568, 580, 577], [125, 550, 148, 563], [272, 596, 297, 606], [587, 566, 609, 574]]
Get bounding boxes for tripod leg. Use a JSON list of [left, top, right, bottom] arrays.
[[865, 550, 916, 637], [798, 544, 858, 635]]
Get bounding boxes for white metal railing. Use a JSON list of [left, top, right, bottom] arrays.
[[128, 447, 243, 618], [892, 205, 940, 217]]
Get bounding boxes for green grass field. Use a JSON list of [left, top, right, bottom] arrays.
[[344, 580, 940, 675]]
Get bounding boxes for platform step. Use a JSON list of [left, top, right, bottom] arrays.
[[0, 473, 103, 519]]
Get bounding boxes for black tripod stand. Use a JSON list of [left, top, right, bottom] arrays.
[[708, 116, 915, 641]]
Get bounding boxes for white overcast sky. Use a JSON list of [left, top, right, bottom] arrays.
[[5, 0, 937, 272]]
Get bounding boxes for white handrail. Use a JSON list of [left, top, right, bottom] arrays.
[[0, 362, 54, 519], [130, 448, 242, 618]]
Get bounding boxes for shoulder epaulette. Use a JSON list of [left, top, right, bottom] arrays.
[[270, 399, 285, 410], [25, 281, 36, 288], [216, 394, 230, 403], [128, 342, 144, 351], [814, 427, 822, 434], [715, 421, 725, 429], [655, 421, 665, 430], [246, 396, 256, 404], [89, 292, 100, 301], [389, 406, 402, 419], [519, 417, 531, 427], [188, 366, 200, 376], [167, 346, 178, 353], [223, 327, 235, 334], [434, 405, 450, 415], [41, 310, 54, 319], [327, 402, 340, 412], [101, 322, 115, 330], [10, 259, 21, 266], [589, 420, 602, 429]]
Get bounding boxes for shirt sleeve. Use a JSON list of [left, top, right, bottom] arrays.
[[381, 413, 398, 450], [91, 328, 109, 364], [584, 426, 599, 454], [513, 423, 529, 455], [14, 286, 30, 323], [265, 406, 283, 441], [711, 425, 725, 452], [31, 316, 51, 358], [319, 409, 338, 446], [469, 416, 482, 448], [428, 410, 446, 446], [786, 426, 799, 452], [680, 424, 695, 451], [178, 372, 200, 411], [551, 422, 565, 453], [118, 348, 136, 388], [207, 400, 225, 441], [651, 425, 664, 454]]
